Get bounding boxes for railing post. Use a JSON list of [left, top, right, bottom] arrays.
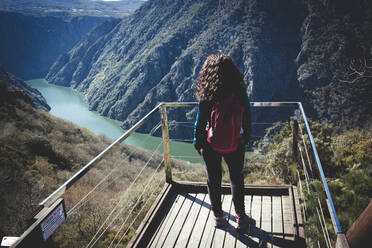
[[160, 105, 172, 183], [292, 105, 300, 161], [292, 105, 300, 184]]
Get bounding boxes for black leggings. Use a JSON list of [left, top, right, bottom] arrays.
[[202, 144, 245, 216]]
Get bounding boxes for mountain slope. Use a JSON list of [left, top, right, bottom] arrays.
[[296, 0, 372, 130], [47, 0, 372, 132], [0, 66, 50, 110], [47, 0, 307, 130]]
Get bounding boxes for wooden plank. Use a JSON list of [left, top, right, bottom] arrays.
[[235, 194, 252, 248], [281, 195, 294, 240], [128, 183, 174, 248], [272, 196, 283, 248], [174, 193, 206, 247], [250, 195, 261, 246], [161, 193, 196, 247], [146, 193, 177, 247], [184, 193, 210, 247], [174, 181, 291, 196], [149, 193, 186, 248], [261, 196, 272, 247], [222, 194, 236, 248], [198, 194, 225, 248], [211, 194, 231, 248]]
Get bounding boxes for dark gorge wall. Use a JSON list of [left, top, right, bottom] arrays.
[[0, 66, 50, 111], [47, 0, 372, 132], [0, 11, 109, 80], [46, 0, 308, 131], [296, 0, 372, 130]]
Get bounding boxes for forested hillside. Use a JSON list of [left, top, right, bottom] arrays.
[[0, 78, 112, 237], [47, 0, 372, 133], [47, 0, 308, 131], [0, 65, 50, 110], [0, 74, 170, 247], [0, 72, 198, 247]]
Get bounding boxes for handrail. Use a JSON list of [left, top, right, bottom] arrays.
[[298, 102, 342, 233], [33, 101, 343, 245], [39, 103, 163, 207], [39, 101, 298, 207]]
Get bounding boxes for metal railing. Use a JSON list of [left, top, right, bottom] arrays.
[[10, 101, 346, 247]]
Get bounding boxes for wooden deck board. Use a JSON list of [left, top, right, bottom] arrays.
[[261, 196, 272, 247], [149, 193, 185, 248], [251, 195, 261, 245], [129, 183, 305, 248], [224, 195, 237, 248], [211, 194, 231, 248], [161, 193, 196, 247], [189, 194, 211, 247], [282, 195, 294, 241], [175, 193, 204, 247], [272, 196, 283, 248], [198, 194, 221, 248]]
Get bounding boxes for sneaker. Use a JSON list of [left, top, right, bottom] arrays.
[[236, 213, 253, 230], [214, 214, 226, 228]]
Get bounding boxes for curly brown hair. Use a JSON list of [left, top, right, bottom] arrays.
[[195, 53, 246, 102]]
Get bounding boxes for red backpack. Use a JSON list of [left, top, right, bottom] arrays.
[[207, 94, 245, 153]]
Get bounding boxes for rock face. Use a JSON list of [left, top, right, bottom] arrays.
[[296, 0, 372, 130], [0, 11, 110, 80], [47, 0, 307, 130], [0, 66, 50, 111], [47, 0, 372, 132]]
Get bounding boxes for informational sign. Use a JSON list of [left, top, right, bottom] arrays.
[[40, 201, 66, 240]]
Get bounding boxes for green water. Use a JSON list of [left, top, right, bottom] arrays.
[[26, 79, 202, 163]]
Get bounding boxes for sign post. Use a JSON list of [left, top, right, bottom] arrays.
[[10, 198, 66, 248]]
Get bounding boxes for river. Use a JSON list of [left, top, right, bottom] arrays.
[[26, 79, 202, 163]]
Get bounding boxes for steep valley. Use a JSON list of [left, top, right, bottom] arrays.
[[46, 0, 372, 133]]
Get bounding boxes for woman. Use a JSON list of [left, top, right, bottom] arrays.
[[193, 53, 252, 230]]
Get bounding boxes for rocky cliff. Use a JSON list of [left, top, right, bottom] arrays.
[[47, 0, 372, 132], [0, 11, 110, 80], [0, 66, 50, 111], [296, 0, 372, 130], [47, 0, 307, 130]]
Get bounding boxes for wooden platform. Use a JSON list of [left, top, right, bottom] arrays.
[[128, 182, 305, 248]]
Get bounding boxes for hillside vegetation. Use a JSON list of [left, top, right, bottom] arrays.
[[0, 79, 113, 237], [47, 0, 307, 132], [46, 0, 372, 133], [0, 75, 203, 247], [245, 120, 372, 235]]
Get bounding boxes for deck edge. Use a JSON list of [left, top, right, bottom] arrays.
[[127, 182, 175, 248]]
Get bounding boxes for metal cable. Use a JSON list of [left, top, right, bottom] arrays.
[[111, 177, 165, 248], [298, 123, 316, 179], [298, 137, 331, 246], [108, 160, 165, 248], [169, 138, 194, 142], [85, 141, 163, 248], [318, 198, 332, 247], [67, 122, 163, 216]]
